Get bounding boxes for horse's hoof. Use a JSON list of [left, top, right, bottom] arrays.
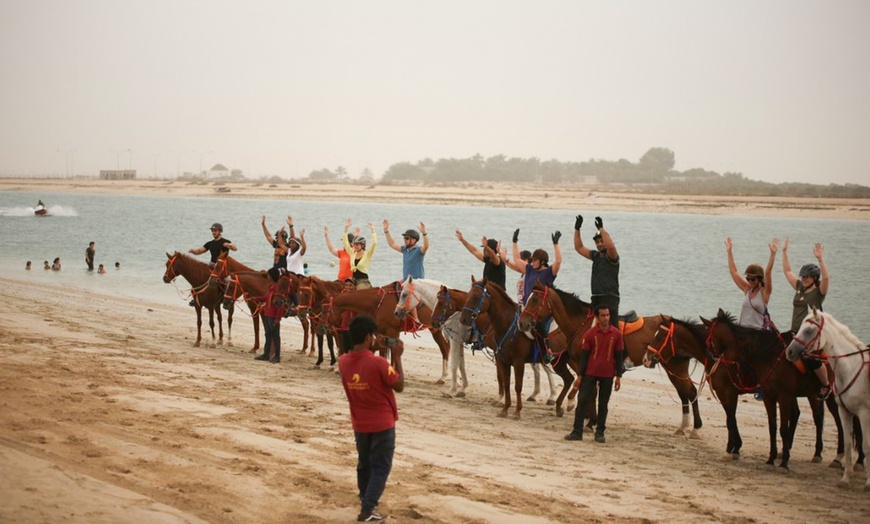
[[830, 459, 843, 469], [688, 430, 702, 440], [248, 348, 258, 354], [434, 379, 445, 385], [546, 399, 556, 406], [442, 392, 453, 399], [721, 453, 737, 462], [497, 412, 508, 418], [526, 396, 537, 402], [227, 342, 234, 347], [556, 409, 564, 418], [855, 464, 865, 472], [674, 428, 685, 436], [455, 391, 466, 398], [193, 342, 201, 348], [837, 479, 850, 489], [566, 405, 575, 413], [777, 465, 790, 474], [811, 456, 822, 464]]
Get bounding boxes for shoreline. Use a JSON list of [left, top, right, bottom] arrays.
[[2, 177, 870, 220]]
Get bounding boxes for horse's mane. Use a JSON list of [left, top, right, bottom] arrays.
[[820, 312, 866, 348], [486, 280, 516, 307], [552, 287, 591, 315], [672, 317, 708, 344], [715, 309, 782, 357]]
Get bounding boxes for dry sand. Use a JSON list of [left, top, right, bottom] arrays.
[[2, 276, 869, 524], [2, 177, 869, 220]]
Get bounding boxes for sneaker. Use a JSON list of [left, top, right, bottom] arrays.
[[753, 389, 764, 401], [564, 431, 582, 441], [594, 434, 606, 443], [188, 299, 196, 307], [819, 385, 831, 400], [357, 508, 385, 522], [254, 354, 269, 361], [269, 356, 280, 364]]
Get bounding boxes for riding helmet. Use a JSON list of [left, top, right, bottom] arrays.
[[799, 263, 821, 279], [402, 229, 420, 241], [744, 264, 764, 279], [531, 248, 549, 265], [353, 236, 366, 247], [276, 230, 288, 241], [210, 222, 223, 231]]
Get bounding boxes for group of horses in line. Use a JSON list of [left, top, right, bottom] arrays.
[[163, 250, 870, 490]]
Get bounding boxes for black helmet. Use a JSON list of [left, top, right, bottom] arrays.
[[276, 230, 288, 241], [799, 263, 821, 279], [346, 232, 355, 244], [210, 222, 223, 231], [402, 229, 420, 241], [352, 236, 366, 247]]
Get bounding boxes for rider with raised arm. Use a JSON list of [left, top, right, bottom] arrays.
[[277, 215, 307, 275], [574, 215, 619, 327], [512, 228, 562, 305], [262, 215, 288, 270], [324, 223, 358, 281], [456, 230, 505, 290], [782, 238, 831, 398], [726, 237, 778, 330], [383, 220, 428, 280], [343, 219, 378, 290]]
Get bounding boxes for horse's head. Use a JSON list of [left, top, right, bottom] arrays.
[[296, 277, 316, 320], [700, 308, 740, 360], [222, 275, 240, 309], [786, 308, 824, 361], [460, 276, 490, 327], [163, 252, 180, 283], [645, 317, 676, 368], [395, 276, 422, 321], [430, 285, 453, 330], [518, 281, 551, 332]]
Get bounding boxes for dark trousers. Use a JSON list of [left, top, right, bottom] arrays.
[[263, 316, 281, 358], [573, 376, 614, 436], [355, 427, 396, 513], [592, 295, 619, 328]]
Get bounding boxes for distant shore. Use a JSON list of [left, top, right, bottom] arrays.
[[2, 177, 869, 220]]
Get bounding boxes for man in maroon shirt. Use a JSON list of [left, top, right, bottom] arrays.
[[564, 305, 625, 443], [339, 315, 405, 523]]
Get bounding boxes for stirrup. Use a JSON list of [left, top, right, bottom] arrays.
[[818, 385, 832, 400]]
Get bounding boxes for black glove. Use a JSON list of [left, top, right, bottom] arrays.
[[551, 231, 562, 244], [595, 216, 603, 229], [512, 229, 520, 243], [574, 214, 583, 231]]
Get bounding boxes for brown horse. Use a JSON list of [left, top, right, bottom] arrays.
[[297, 276, 344, 368], [163, 251, 232, 348], [519, 281, 703, 436], [222, 271, 308, 357], [649, 315, 857, 468], [325, 281, 451, 383], [459, 277, 561, 419], [702, 309, 853, 471]]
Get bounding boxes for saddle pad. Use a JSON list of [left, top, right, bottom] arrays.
[[619, 317, 644, 336]]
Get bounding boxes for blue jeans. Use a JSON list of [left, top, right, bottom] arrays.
[[355, 427, 395, 513], [573, 376, 614, 436], [263, 316, 281, 358]]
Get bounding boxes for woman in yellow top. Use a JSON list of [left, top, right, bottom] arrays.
[[342, 218, 377, 289]]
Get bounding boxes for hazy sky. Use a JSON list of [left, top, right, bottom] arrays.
[[2, 1, 868, 184]]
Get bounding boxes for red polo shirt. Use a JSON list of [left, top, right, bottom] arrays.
[[339, 350, 400, 433], [580, 324, 624, 378]]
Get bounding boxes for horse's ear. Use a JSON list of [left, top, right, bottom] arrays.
[[470, 274, 476, 283], [811, 307, 821, 320], [717, 308, 726, 318], [700, 316, 711, 327], [440, 285, 447, 293], [166, 252, 172, 259]]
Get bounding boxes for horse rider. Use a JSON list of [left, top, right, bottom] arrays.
[[189, 222, 237, 267], [782, 238, 831, 398], [262, 215, 288, 270], [574, 215, 619, 327], [455, 230, 506, 290], [384, 220, 428, 280], [343, 219, 377, 290], [726, 237, 778, 330]]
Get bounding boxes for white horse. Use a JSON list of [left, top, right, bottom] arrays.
[[787, 309, 870, 491], [396, 276, 560, 404]]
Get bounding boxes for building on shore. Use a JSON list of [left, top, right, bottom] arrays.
[[99, 169, 137, 180]]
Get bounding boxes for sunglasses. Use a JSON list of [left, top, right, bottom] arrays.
[[746, 276, 760, 282]]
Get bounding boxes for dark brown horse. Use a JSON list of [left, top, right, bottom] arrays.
[[163, 251, 233, 348], [459, 277, 560, 419], [222, 271, 308, 357], [297, 276, 344, 368], [325, 281, 451, 383], [701, 309, 854, 471]]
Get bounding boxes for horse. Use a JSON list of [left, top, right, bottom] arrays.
[[325, 281, 451, 383], [222, 271, 308, 357], [460, 276, 562, 419], [163, 251, 233, 348], [787, 309, 870, 489], [296, 276, 345, 368], [703, 309, 840, 471]]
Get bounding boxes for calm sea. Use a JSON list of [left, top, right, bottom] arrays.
[[2, 190, 868, 341]]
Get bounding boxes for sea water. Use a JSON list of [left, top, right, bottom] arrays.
[[1, 190, 868, 342]]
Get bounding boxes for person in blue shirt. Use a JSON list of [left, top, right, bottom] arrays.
[[383, 220, 429, 280]]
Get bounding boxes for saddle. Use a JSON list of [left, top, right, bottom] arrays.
[[618, 311, 643, 336]]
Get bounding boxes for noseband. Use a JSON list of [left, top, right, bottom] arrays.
[[463, 283, 490, 320]]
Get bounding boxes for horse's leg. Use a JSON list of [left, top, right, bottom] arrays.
[[566, 359, 580, 413], [855, 416, 866, 472], [777, 397, 798, 472], [858, 413, 870, 490], [763, 397, 779, 467], [513, 362, 524, 419], [838, 405, 855, 487], [314, 322, 324, 367], [666, 360, 703, 438], [542, 362, 557, 406], [194, 306, 203, 347], [248, 303, 260, 353], [721, 389, 741, 460], [828, 395, 846, 468], [808, 396, 825, 463], [226, 303, 234, 347], [527, 363, 541, 402], [306, 317, 314, 355], [493, 362, 505, 407], [207, 307, 217, 348], [498, 361, 510, 417], [445, 334, 461, 398], [553, 356, 574, 418], [215, 304, 224, 346], [436, 330, 449, 386], [327, 332, 337, 368], [458, 342, 468, 397]]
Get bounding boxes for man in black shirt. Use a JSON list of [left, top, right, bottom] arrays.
[[455, 230, 506, 289], [573, 215, 620, 327], [189, 222, 237, 266]]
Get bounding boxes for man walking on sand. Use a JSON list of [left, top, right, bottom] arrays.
[[338, 315, 405, 523]]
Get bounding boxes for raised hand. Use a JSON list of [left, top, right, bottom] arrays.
[[725, 237, 733, 252], [512, 229, 520, 243], [574, 214, 583, 230], [345, 217, 352, 229], [769, 237, 780, 254], [814, 243, 824, 260], [455, 230, 464, 242], [383, 219, 390, 232], [594, 216, 603, 229], [783, 237, 790, 252], [551, 231, 562, 244]]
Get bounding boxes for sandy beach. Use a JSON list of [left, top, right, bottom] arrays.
[[2, 177, 869, 220], [1, 276, 869, 523]]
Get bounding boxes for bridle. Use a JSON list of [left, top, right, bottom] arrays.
[[521, 287, 550, 325], [164, 254, 180, 282], [792, 314, 870, 398], [432, 288, 452, 328], [463, 282, 490, 320], [395, 280, 419, 319], [789, 315, 825, 358], [647, 322, 676, 366]]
